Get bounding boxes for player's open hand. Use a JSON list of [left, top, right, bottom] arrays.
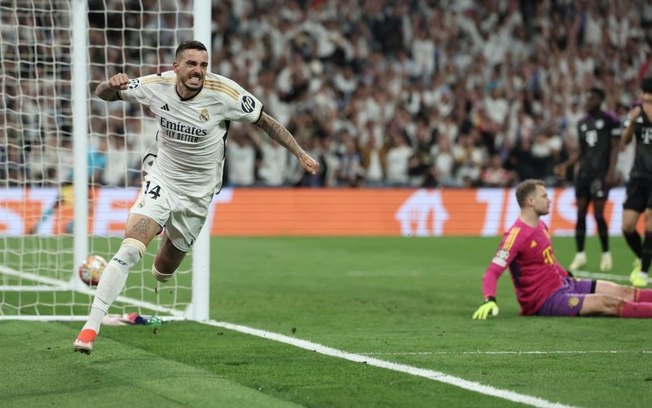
[[107, 73, 130, 90], [472, 299, 499, 320], [300, 154, 320, 175]]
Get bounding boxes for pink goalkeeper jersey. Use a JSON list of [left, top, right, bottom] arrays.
[[481, 218, 569, 315]]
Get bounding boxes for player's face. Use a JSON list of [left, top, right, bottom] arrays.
[[173, 49, 209, 96], [641, 91, 652, 106], [531, 185, 551, 216], [584, 92, 602, 112]]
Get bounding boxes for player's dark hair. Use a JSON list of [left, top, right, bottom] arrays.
[[515, 179, 545, 208], [589, 87, 605, 100], [641, 77, 652, 93], [175, 40, 208, 59]]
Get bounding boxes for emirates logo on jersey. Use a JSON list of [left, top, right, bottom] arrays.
[[199, 108, 209, 122]]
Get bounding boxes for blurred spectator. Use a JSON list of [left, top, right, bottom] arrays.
[[88, 136, 108, 185], [432, 136, 456, 187], [226, 125, 258, 187], [305, 134, 340, 187], [481, 153, 514, 187], [102, 133, 133, 187], [408, 119, 437, 187], [56, 136, 74, 185], [335, 134, 364, 187], [252, 130, 290, 187], [453, 131, 486, 187], [360, 133, 386, 186], [25, 139, 51, 186], [3, 142, 28, 186], [384, 132, 412, 186], [506, 136, 534, 182]]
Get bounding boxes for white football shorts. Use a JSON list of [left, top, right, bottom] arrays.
[[129, 174, 212, 252]]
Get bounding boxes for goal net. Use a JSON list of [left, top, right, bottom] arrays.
[[0, 0, 206, 321]]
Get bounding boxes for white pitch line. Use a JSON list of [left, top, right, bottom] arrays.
[[362, 350, 652, 356], [205, 320, 576, 408], [572, 270, 651, 283]]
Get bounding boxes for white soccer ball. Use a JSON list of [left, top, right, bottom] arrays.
[[78, 255, 108, 286]]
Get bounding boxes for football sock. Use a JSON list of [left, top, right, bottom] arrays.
[[617, 301, 652, 318], [575, 214, 586, 252], [82, 239, 145, 333], [623, 231, 643, 259], [595, 215, 609, 252], [633, 288, 652, 303], [641, 232, 652, 272]]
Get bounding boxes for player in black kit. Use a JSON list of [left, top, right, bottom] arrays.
[[554, 87, 621, 273], [621, 78, 652, 288]]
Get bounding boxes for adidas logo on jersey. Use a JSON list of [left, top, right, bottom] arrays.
[[161, 104, 170, 111]]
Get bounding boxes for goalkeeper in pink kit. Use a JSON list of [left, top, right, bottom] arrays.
[[473, 179, 652, 319]]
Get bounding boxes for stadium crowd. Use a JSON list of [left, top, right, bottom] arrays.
[[2, 0, 652, 189]]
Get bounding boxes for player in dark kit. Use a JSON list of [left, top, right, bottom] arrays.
[[621, 77, 652, 288], [554, 87, 621, 272]]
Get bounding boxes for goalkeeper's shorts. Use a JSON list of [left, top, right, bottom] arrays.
[[536, 277, 596, 316]]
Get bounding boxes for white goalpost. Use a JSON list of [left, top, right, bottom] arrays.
[[0, 0, 210, 322]]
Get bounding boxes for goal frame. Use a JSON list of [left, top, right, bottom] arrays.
[[0, 0, 211, 322]]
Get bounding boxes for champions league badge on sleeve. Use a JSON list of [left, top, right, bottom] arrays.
[[241, 95, 255, 113], [492, 249, 509, 267], [128, 78, 140, 89]]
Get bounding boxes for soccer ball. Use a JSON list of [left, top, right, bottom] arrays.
[[78, 255, 107, 286]]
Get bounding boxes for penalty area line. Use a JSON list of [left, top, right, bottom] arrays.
[[205, 319, 575, 408]]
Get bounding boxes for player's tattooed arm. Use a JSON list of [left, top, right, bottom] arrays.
[[254, 112, 303, 156], [254, 112, 320, 174]]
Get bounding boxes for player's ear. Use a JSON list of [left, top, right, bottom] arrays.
[[172, 60, 179, 72], [526, 194, 535, 206]]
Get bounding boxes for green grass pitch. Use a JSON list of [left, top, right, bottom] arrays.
[[1, 236, 650, 407]]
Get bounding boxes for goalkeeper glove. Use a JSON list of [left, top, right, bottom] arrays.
[[472, 297, 499, 320]]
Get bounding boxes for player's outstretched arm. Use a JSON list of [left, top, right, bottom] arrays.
[[95, 73, 130, 101], [473, 260, 505, 319], [254, 112, 320, 175]]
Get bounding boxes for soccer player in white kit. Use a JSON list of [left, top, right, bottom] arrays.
[[74, 40, 320, 354]]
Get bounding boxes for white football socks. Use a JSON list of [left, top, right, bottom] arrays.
[[83, 239, 145, 333]]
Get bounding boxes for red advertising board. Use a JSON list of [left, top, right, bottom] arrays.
[[0, 187, 632, 237]]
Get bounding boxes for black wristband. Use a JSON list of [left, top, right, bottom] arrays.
[[484, 296, 496, 303]]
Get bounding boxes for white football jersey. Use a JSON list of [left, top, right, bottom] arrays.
[[119, 70, 263, 197]]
